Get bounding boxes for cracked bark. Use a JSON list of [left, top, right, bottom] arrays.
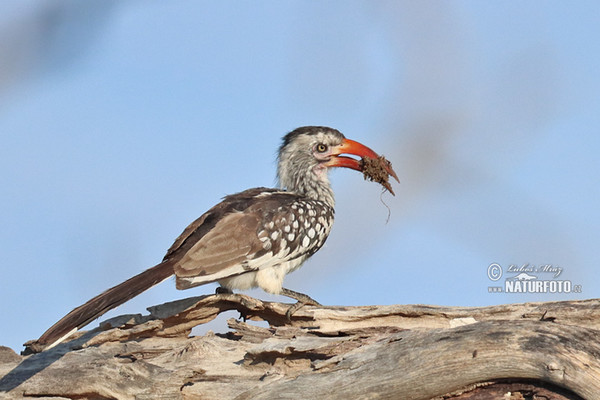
[[2, 295, 599, 399]]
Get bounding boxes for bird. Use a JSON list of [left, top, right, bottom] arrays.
[[27, 126, 398, 353]]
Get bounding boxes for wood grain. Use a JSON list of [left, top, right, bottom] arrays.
[[4, 295, 599, 399]]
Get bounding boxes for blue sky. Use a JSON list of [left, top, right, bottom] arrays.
[[1, 1, 599, 352]]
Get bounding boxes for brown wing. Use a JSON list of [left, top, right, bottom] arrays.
[[163, 187, 277, 262], [173, 211, 264, 279], [166, 188, 307, 289], [164, 212, 211, 260]]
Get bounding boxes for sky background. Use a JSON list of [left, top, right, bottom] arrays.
[[1, 1, 599, 352]]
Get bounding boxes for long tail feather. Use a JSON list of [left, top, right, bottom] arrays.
[[28, 260, 174, 353]]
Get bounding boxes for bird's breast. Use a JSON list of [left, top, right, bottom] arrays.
[[257, 198, 335, 262]]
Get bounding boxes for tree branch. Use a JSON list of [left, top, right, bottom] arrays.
[[3, 296, 599, 399]]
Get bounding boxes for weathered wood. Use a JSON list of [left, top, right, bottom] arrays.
[[2, 295, 599, 399]]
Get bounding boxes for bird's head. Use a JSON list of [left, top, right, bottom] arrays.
[[277, 126, 398, 204]]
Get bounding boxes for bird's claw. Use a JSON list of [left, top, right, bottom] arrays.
[[215, 286, 233, 295], [281, 287, 321, 321], [285, 299, 320, 321]]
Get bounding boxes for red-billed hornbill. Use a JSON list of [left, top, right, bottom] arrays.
[[28, 126, 398, 353]]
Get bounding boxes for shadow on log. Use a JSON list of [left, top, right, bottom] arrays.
[[2, 295, 599, 399]]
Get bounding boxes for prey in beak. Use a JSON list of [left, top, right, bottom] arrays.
[[325, 138, 399, 195]]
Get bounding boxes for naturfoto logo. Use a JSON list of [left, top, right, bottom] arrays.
[[487, 263, 582, 294]]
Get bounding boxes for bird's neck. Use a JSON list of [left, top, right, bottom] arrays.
[[278, 165, 335, 207], [291, 177, 335, 207]]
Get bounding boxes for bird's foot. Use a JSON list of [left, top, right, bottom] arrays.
[[280, 288, 321, 321], [215, 286, 233, 295]]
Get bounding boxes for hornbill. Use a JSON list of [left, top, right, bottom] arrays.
[[27, 126, 398, 353]]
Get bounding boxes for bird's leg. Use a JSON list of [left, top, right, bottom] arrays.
[[215, 286, 233, 295], [280, 288, 321, 320]]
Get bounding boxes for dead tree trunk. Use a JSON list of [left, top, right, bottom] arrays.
[[2, 295, 599, 399]]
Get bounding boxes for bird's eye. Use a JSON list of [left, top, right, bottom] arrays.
[[315, 143, 328, 153]]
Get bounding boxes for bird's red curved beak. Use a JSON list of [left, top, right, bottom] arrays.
[[325, 138, 399, 194]]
